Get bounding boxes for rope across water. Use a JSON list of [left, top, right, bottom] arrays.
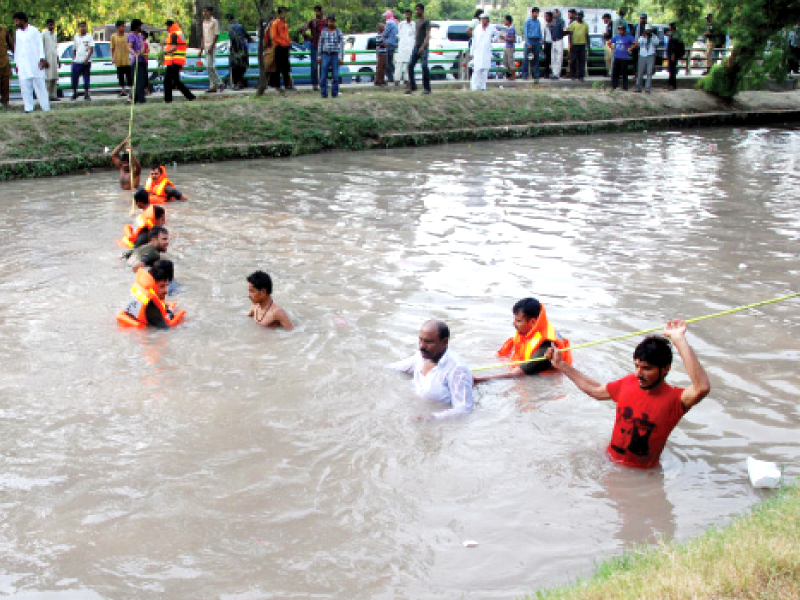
[[471, 292, 800, 372]]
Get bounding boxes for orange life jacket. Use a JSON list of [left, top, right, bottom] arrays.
[[144, 166, 175, 204], [163, 24, 187, 66], [498, 304, 573, 367], [116, 206, 157, 248], [116, 268, 185, 328]]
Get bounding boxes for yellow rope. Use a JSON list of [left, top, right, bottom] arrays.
[[472, 291, 800, 372], [127, 55, 139, 216]]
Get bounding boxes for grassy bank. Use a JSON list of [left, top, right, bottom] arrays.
[[528, 482, 800, 600], [2, 88, 799, 180]]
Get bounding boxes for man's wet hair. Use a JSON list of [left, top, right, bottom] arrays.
[[513, 297, 542, 320], [134, 188, 149, 205], [247, 270, 273, 294], [633, 336, 673, 368], [153, 205, 165, 220], [425, 319, 450, 340], [150, 259, 173, 283], [149, 225, 168, 240]]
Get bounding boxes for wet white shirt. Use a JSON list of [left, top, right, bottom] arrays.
[[389, 349, 475, 419], [14, 25, 46, 79]]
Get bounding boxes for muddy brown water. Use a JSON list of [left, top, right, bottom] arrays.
[[0, 126, 799, 599]]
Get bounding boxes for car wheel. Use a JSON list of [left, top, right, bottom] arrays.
[[431, 66, 446, 81], [356, 68, 374, 83]]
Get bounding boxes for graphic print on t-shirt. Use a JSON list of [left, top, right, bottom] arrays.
[[610, 405, 657, 457]]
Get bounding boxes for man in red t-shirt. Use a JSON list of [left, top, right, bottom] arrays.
[[545, 319, 710, 468]]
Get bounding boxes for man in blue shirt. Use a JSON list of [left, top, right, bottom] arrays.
[[382, 10, 399, 83], [608, 24, 635, 90], [522, 7, 543, 80]]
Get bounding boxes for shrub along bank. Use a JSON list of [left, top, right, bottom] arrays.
[[1, 88, 799, 181], [527, 482, 800, 600]]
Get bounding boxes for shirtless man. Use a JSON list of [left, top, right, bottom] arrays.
[[246, 270, 293, 330], [111, 136, 141, 190]]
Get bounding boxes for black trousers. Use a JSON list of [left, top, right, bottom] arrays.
[[542, 42, 552, 78], [164, 64, 196, 103], [116, 65, 132, 88], [569, 44, 586, 79], [133, 60, 147, 103], [612, 57, 629, 89], [269, 45, 292, 89], [668, 58, 678, 88]]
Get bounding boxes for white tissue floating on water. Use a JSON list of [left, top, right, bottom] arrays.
[[747, 456, 782, 488], [462, 540, 479, 548], [739, 263, 747, 269]]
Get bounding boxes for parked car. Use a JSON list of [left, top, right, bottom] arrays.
[[183, 41, 351, 88], [430, 20, 514, 79], [345, 31, 452, 82]]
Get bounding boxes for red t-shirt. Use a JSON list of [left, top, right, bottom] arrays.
[[605, 373, 688, 469]]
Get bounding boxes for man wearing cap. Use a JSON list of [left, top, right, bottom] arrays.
[[630, 13, 647, 71], [633, 24, 657, 93], [470, 12, 497, 91], [163, 19, 196, 102], [43, 19, 60, 102], [522, 7, 542, 81]]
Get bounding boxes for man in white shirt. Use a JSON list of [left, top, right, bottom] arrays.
[[71, 20, 94, 100], [396, 9, 415, 86], [470, 13, 497, 91], [389, 320, 475, 420], [199, 6, 222, 93], [42, 19, 60, 101], [632, 24, 657, 93], [12, 12, 50, 113]]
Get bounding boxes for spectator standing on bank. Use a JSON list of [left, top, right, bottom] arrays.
[[406, 3, 431, 96], [549, 9, 565, 79], [128, 19, 147, 104], [199, 7, 222, 93], [228, 15, 253, 89], [396, 9, 415, 87], [542, 11, 553, 78], [633, 24, 657, 93], [666, 22, 684, 90], [467, 9, 483, 42], [375, 22, 388, 86], [470, 12, 497, 91], [0, 22, 12, 110], [163, 20, 195, 102], [630, 13, 647, 71], [608, 23, 634, 90], [502, 15, 517, 81], [270, 7, 293, 92], [522, 8, 541, 81], [789, 22, 800, 74], [703, 13, 726, 73], [111, 20, 131, 97], [42, 19, 60, 102], [317, 14, 343, 98], [567, 10, 588, 81], [612, 8, 628, 35], [383, 10, 398, 83], [299, 5, 326, 91], [602, 13, 613, 76], [13, 12, 50, 112], [71, 21, 94, 101]]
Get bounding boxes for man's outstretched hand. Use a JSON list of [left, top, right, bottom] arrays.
[[664, 319, 688, 341]]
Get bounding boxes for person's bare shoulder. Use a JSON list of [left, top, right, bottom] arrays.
[[273, 304, 294, 331]]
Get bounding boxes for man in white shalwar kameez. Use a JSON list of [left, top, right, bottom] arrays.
[[470, 13, 498, 91], [13, 12, 50, 113], [42, 19, 60, 102], [396, 9, 415, 86]]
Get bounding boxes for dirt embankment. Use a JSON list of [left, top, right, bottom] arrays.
[[1, 89, 798, 181]]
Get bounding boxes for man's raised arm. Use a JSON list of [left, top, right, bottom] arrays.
[[663, 319, 711, 410], [545, 347, 612, 400]]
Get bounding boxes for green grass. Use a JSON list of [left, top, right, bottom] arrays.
[[0, 87, 796, 180], [526, 482, 800, 600]]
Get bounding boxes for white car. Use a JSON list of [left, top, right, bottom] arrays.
[[344, 33, 378, 82]]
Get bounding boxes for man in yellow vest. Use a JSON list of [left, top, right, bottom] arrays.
[[474, 297, 573, 383], [163, 19, 196, 103]]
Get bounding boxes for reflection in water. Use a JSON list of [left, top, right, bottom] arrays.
[[0, 127, 799, 599]]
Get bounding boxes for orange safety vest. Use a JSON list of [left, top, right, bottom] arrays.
[[116, 268, 185, 328], [163, 24, 187, 66], [498, 304, 573, 366], [117, 206, 157, 248], [144, 166, 175, 204]]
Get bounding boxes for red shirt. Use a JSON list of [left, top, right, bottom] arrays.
[[606, 374, 688, 469]]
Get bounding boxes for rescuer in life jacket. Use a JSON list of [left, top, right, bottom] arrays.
[[473, 297, 573, 383], [117, 195, 166, 249], [145, 165, 189, 203], [117, 259, 185, 329]]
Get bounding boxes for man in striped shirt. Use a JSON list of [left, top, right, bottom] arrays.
[[317, 15, 344, 98]]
